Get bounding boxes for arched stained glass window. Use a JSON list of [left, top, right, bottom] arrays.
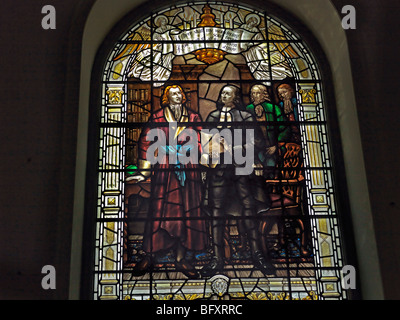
[[92, 1, 349, 300]]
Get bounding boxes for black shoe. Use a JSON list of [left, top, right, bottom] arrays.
[[253, 251, 276, 276], [200, 256, 224, 278], [131, 255, 153, 277], [176, 259, 199, 279]]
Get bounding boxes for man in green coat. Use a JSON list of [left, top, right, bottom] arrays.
[[246, 84, 291, 178]]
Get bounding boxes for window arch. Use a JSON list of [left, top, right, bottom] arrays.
[[77, 0, 370, 300]]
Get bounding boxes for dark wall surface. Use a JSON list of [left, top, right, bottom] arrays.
[[331, 0, 400, 300], [0, 0, 399, 299], [0, 0, 92, 300]]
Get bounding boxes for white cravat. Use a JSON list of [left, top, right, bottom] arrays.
[[220, 107, 232, 122]]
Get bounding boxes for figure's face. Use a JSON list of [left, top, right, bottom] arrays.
[[251, 87, 266, 105], [248, 18, 257, 28], [220, 87, 235, 106], [278, 88, 291, 100], [168, 87, 183, 104]]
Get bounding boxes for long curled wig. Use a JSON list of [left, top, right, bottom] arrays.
[[161, 85, 187, 107]]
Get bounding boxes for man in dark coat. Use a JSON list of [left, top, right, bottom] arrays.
[[200, 85, 276, 277]]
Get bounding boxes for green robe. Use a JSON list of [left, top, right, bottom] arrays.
[[246, 101, 290, 145], [246, 101, 291, 176]]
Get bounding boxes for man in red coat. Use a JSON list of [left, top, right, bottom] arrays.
[[128, 85, 206, 279]]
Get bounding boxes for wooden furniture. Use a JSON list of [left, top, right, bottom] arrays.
[[260, 142, 309, 258]]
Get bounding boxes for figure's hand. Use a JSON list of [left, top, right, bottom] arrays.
[[219, 137, 231, 153], [253, 163, 264, 176], [266, 146, 277, 155], [126, 175, 146, 183]]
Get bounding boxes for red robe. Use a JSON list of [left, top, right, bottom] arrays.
[[138, 106, 207, 253]]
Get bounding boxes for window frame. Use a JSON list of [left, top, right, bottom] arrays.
[[77, 0, 364, 300]]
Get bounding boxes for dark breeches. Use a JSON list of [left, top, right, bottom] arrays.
[[207, 167, 259, 254]]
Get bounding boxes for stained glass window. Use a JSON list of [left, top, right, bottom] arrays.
[[92, 2, 348, 300]]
